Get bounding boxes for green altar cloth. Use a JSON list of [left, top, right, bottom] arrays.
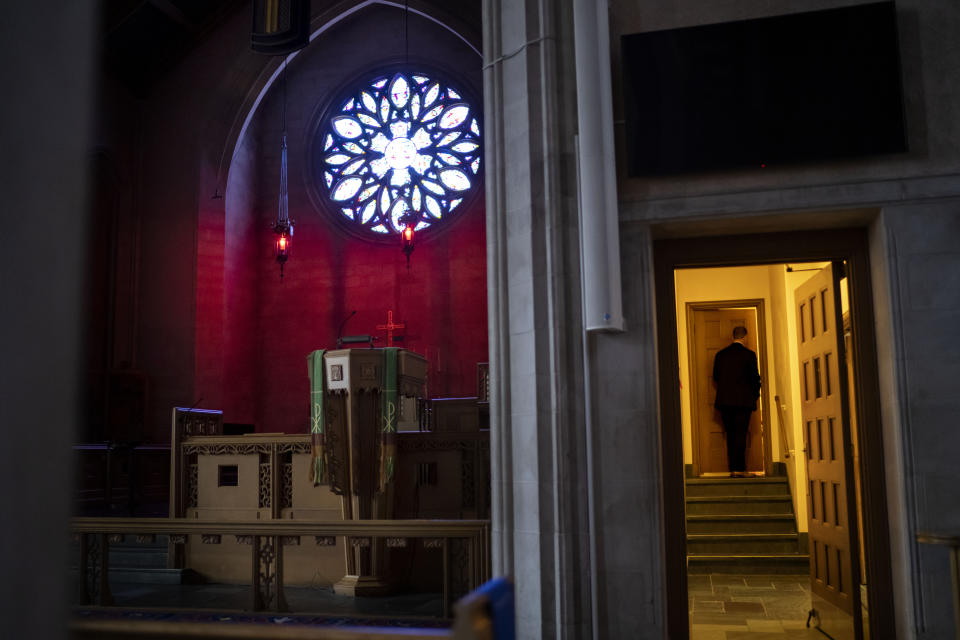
[[380, 347, 399, 488], [307, 349, 326, 486]]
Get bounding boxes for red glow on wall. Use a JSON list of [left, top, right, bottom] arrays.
[[204, 195, 488, 434]]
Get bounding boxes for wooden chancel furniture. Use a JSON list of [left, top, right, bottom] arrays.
[[168, 349, 428, 596], [75, 350, 491, 617], [316, 348, 427, 595]]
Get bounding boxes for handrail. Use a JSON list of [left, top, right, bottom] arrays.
[[916, 531, 960, 640], [180, 433, 311, 445], [917, 531, 960, 546], [70, 619, 452, 640], [774, 394, 793, 459], [71, 517, 491, 618], [71, 517, 489, 538]]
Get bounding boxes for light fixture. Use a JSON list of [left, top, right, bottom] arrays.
[[397, 1, 417, 269], [400, 212, 415, 268], [274, 223, 291, 277], [272, 59, 294, 279]]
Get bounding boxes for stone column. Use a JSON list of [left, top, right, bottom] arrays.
[[483, 1, 594, 638], [484, 1, 667, 638], [1, 3, 96, 639]]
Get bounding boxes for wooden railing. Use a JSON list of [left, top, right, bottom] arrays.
[[71, 518, 490, 618], [71, 620, 453, 640], [74, 443, 170, 516]]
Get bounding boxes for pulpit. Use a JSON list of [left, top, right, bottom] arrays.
[[164, 348, 492, 598], [308, 347, 427, 596]]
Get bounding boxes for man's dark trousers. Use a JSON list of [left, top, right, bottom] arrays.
[[720, 407, 751, 472], [713, 340, 761, 473]]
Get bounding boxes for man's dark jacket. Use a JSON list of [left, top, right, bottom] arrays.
[[712, 342, 761, 410]]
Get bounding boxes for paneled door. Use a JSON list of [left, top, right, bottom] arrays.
[[795, 264, 861, 635], [690, 306, 763, 475]]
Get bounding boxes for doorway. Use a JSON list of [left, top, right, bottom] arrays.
[[654, 229, 895, 640], [686, 301, 768, 476]]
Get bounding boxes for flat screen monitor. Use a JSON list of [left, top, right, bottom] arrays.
[[621, 2, 907, 176]]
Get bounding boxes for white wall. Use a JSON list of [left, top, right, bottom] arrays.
[[675, 265, 779, 465], [676, 264, 835, 533]]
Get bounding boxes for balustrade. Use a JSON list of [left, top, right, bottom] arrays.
[[72, 517, 490, 618]]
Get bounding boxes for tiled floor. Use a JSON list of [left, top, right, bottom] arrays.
[[688, 574, 827, 639]]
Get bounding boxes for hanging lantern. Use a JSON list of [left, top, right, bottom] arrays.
[[401, 220, 415, 268], [271, 62, 293, 280], [273, 219, 292, 279], [272, 129, 293, 279], [273, 224, 293, 280]]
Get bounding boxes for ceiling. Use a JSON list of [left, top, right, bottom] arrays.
[[101, 1, 483, 96], [101, 0, 244, 95]]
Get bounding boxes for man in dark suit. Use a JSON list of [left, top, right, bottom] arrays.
[[713, 326, 762, 477]]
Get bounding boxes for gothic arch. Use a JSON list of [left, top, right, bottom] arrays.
[[191, 0, 487, 428], [199, 0, 482, 203]]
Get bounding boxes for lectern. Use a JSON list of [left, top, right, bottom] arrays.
[[307, 347, 427, 595]]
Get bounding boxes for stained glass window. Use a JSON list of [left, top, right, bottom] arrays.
[[320, 72, 481, 235]]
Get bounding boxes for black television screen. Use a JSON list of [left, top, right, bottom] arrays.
[[621, 2, 907, 176]]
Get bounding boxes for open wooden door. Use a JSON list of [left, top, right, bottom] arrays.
[[690, 305, 764, 475], [795, 263, 862, 637]]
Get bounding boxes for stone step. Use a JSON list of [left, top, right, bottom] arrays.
[[685, 495, 794, 515], [108, 546, 168, 569], [684, 477, 790, 497], [68, 567, 202, 585], [686, 533, 800, 555], [110, 567, 202, 584], [687, 553, 810, 575], [686, 514, 798, 534], [69, 537, 170, 570]]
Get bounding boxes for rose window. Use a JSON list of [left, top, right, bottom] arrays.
[[319, 72, 481, 235]]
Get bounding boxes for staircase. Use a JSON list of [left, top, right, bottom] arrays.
[[71, 535, 199, 585], [686, 476, 809, 574]]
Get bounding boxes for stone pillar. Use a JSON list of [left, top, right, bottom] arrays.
[[484, 1, 667, 638], [0, 3, 96, 639], [483, 1, 594, 638]]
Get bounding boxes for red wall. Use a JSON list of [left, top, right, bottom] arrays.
[[88, 4, 486, 443], [210, 192, 487, 434], [188, 4, 487, 435], [195, 199, 226, 413]]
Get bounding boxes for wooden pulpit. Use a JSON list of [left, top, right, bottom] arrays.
[[310, 348, 427, 596]]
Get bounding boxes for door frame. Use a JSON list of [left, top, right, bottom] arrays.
[[686, 299, 772, 476], [654, 228, 895, 640]]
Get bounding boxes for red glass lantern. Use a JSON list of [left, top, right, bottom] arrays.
[[401, 222, 415, 268], [273, 220, 292, 279]]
